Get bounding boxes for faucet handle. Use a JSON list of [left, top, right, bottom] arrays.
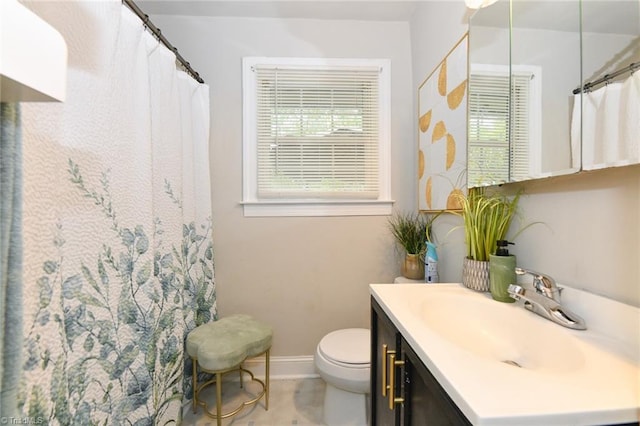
[[515, 268, 560, 300], [507, 284, 525, 298]]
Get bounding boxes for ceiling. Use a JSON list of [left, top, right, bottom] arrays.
[[582, 0, 640, 35], [471, 0, 640, 35], [138, 0, 640, 34], [138, 0, 425, 21]]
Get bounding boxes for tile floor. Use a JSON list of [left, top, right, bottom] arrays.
[[182, 377, 326, 426]]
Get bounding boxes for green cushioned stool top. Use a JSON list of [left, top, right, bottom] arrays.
[[186, 314, 273, 371]]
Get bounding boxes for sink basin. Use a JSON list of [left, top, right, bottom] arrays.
[[370, 283, 640, 425], [414, 293, 585, 373]]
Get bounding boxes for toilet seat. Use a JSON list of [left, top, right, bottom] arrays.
[[318, 328, 370, 367], [315, 328, 370, 394], [318, 328, 371, 368]]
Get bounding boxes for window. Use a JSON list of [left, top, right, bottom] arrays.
[[242, 57, 392, 217], [468, 65, 540, 187]]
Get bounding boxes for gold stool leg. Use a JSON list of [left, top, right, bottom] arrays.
[[192, 358, 198, 414], [216, 371, 223, 426], [239, 362, 244, 388], [265, 348, 270, 410]]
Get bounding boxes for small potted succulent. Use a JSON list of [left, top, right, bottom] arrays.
[[388, 211, 438, 280]]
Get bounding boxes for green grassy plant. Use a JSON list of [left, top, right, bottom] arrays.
[[456, 188, 522, 262], [388, 211, 438, 259]]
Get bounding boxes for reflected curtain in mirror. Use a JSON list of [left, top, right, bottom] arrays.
[[580, 68, 640, 169], [418, 34, 468, 211]]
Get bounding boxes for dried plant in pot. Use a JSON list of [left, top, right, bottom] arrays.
[[388, 211, 438, 280], [455, 188, 522, 291]]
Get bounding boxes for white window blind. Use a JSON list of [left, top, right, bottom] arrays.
[[468, 72, 510, 186], [242, 58, 392, 217], [510, 73, 532, 181], [255, 66, 379, 199], [468, 67, 538, 186]]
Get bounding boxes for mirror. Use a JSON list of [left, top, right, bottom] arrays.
[[467, 0, 510, 187], [468, 0, 582, 187], [580, 1, 640, 170]]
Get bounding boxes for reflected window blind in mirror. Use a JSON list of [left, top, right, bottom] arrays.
[[468, 66, 539, 186]]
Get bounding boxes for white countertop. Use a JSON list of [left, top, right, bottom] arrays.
[[370, 283, 640, 426]]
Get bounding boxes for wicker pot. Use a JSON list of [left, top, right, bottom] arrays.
[[462, 257, 490, 292], [402, 254, 424, 280]]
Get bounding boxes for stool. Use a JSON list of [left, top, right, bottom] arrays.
[[186, 314, 272, 425]]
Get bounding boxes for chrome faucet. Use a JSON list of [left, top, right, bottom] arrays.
[[515, 267, 560, 301], [508, 268, 586, 330]]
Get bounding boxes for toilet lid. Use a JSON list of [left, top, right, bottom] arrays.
[[319, 328, 370, 365]]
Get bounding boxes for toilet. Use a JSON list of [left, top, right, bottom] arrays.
[[315, 328, 370, 426]]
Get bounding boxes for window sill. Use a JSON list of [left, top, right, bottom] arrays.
[[240, 199, 394, 217]]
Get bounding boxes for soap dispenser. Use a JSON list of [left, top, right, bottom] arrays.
[[489, 240, 516, 302]]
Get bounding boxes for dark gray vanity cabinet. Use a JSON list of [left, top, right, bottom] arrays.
[[371, 297, 471, 426], [400, 337, 471, 425], [371, 297, 401, 426]]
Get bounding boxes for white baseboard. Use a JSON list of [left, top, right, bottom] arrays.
[[243, 355, 319, 380]]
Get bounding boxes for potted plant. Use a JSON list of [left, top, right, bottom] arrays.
[[455, 187, 522, 291], [388, 211, 438, 280]]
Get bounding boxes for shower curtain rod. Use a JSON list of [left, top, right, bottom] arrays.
[[573, 61, 638, 94], [122, 0, 205, 84]]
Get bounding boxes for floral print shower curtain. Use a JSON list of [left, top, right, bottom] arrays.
[[1, 103, 24, 421], [18, 2, 216, 424]]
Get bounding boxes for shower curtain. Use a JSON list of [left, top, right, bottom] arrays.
[[18, 1, 216, 424], [1, 103, 23, 421]]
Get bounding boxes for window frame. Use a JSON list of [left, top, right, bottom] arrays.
[[242, 57, 392, 217]]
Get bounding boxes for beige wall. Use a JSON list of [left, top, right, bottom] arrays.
[[151, 15, 415, 356], [512, 166, 640, 307], [152, 2, 640, 358], [409, 2, 470, 285]]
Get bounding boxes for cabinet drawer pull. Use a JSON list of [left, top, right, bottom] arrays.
[[388, 354, 405, 410], [382, 346, 397, 397], [382, 344, 393, 396]]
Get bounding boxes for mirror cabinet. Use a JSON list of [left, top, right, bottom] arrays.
[[467, 0, 639, 188], [467, 0, 511, 187]]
